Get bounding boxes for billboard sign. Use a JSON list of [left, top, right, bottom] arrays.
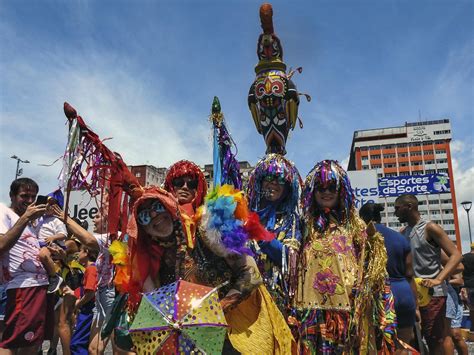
[[378, 173, 450, 197], [65, 190, 100, 231], [347, 170, 379, 209]]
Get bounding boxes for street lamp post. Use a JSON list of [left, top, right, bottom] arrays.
[[461, 200, 472, 245], [10, 155, 30, 180]]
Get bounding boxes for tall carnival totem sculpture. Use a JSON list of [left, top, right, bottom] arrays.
[[248, 3, 310, 155]]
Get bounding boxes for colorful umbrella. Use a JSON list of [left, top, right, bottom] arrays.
[[129, 280, 228, 354]]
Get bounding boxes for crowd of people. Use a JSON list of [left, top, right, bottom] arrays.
[[0, 157, 471, 355]]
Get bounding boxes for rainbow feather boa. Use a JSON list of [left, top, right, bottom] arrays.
[[202, 184, 274, 255]]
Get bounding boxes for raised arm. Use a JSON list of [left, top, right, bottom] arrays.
[[0, 203, 46, 254], [50, 204, 99, 251]]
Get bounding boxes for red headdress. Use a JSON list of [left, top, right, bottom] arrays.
[[164, 160, 207, 212], [125, 186, 184, 308]]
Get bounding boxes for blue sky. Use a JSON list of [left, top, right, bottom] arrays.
[[1, 0, 473, 249]]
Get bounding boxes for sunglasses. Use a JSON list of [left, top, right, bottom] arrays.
[[172, 177, 198, 190], [263, 175, 286, 185], [316, 183, 338, 193], [138, 200, 167, 226]]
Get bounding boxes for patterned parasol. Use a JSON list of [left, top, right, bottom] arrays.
[[129, 280, 228, 354]]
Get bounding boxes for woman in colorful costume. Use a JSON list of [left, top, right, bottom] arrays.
[[123, 186, 188, 307], [294, 160, 395, 354], [164, 160, 297, 354], [247, 153, 302, 318]]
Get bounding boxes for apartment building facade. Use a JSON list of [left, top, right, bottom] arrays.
[[348, 119, 461, 249]]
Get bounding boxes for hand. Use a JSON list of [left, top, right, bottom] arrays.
[[23, 202, 47, 221], [50, 204, 65, 220], [366, 221, 377, 237], [421, 278, 443, 288], [220, 292, 242, 312], [45, 236, 57, 244], [62, 285, 76, 297]]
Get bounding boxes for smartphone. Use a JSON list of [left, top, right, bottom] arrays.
[[35, 195, 49, 205]]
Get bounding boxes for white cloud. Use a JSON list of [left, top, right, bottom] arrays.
[[0, 47, 212, 205], [451, 145, 474, 254]]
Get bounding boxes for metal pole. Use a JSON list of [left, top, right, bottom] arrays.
[[15, 159, 20, 180], [467, 210, 472, 245]]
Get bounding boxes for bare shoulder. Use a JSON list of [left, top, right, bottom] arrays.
[[426, 221, 445, 236]]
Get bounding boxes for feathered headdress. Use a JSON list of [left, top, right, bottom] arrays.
[[201, 184, 274, 256], [302, 160, 354, 232]]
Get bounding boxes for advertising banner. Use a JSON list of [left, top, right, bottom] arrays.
[[347, 170, 379, 209], [378, 173, 450, 197], [65, 190, 100, 231]]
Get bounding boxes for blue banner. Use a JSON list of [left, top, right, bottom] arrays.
[[378, 173, 450, 197]]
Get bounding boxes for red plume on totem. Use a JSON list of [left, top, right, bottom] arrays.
[[260, 3, 274, 34]]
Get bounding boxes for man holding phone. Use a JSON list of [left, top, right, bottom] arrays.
[[0, 178, 54, 354]]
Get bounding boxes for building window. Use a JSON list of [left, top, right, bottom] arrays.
[[412, 171, 423, 175], [426, 169, 436, 174], [425, 160, 435, 164], [418, 200, 427, 205], [398, 143, 408, 148], [444, 220, 454, 225], [369, 145, 381, 151], [435, 149, 446, 154], [361, 147, 369, 151], [412, 161, 422, 166], [382, 144, 395, 149], [377, 173, 383, 178], [384, 163, 396, 168], [423, 150, 434, 155], [385, 172, 398, 177], [372, 164, 382, 169], [135, 172, 141, 177], [363, 166, 369, 170], [434, 140, 445, 144], [443, 209, 453, 214], [410, 152, 422, 156], [436, 159, 448, 164], [438, 168, 449, 173], [429, 200, 439, 205], [383, 154, 396, 159], [371, 155, 381, 159], [441, 199, 451, 204], [434, 130, 451, 135], [399, 153, 408, 158], [361, 156, 368, 161], [400, 162, 408, 167], [411, 142, 422, 147]]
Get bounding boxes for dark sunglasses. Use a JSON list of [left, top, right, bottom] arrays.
[[172, 177, 198, 190], [263, 175, 286, 185], [316, 183, 338, 193], [138, 200, 166, 226]]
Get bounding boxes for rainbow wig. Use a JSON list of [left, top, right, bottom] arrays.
[[164, 160, 207, 209], [203, 184, 274, 256], [302, 160, 354, 232]]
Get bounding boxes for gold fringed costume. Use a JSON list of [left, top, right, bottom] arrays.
[[294, 160, 394, 354], [295, 213, 389, 354], [226, 284, 297, 354]]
